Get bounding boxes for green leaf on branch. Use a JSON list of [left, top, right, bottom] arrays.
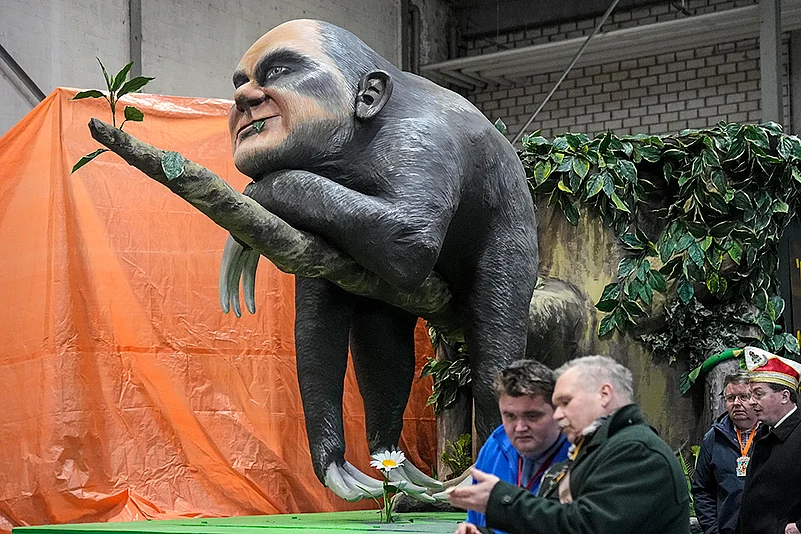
[[161, 151, 186, 181], [573, 157, 590, 179], [71, 148, 109, 173], [112, 61, 135, 92], [72, 90, 106, 100], [118, 76, 155, 98], [124, 106, 144, 122]]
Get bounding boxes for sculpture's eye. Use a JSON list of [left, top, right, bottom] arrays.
[[266, 66, 290, 79]]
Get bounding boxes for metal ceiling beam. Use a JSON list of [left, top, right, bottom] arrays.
[[423, 2, 801, 87]]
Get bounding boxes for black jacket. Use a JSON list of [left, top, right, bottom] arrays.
[[738, 407, 801, 534], [692, 413, 756, 534]]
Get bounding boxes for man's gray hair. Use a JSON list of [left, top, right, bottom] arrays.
[[555, 355, 634, 401], [721, 371, 750, 395]]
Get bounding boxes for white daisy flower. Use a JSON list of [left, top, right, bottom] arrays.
[[370, 450, 406, 472]]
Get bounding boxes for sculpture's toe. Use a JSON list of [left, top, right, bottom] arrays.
[[324, 462, 383, 502]]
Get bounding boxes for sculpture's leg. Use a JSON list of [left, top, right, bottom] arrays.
[[464, 232, 538, 444], [349, 299, 441, 497], [294, 277, 384, 501]]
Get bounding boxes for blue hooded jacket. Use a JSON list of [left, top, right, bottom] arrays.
[[467, 424, 570, 531]]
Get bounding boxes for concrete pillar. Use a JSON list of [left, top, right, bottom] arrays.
[[760, 0, 783, 123]]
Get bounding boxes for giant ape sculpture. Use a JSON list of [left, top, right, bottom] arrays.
[[218, 20, 539, 501]]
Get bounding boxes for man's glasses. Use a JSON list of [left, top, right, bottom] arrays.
[[723, 393, 752, 403]]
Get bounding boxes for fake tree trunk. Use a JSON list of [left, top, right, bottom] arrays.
[[88, 119, 463, 336]]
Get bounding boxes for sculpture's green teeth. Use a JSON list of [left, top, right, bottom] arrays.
[[251, 119, 266, 133]]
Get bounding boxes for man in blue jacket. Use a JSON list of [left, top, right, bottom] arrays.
[[466, 359, 570, 531], [692, 371, 759, 534]]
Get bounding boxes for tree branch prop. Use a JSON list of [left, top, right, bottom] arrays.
[[88, 118, 462, 335]]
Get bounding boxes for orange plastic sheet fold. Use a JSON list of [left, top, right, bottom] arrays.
[[0, 88, 436, 534]]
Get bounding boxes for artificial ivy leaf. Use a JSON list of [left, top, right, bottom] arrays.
[[686, 221, 707, 238], [783, 332, 800, 354], [660, 256, 683, 278], [493, 118, 508, 135], [677, 278, 695, 304], [675, 232, 694, 253], [598, 313, 617, 337], [123, 105, 144, 122], [600, 132, 612, 153], [569, 168, 584, 193], [707, 246, 724, 270], [618, 159, 637, 184], [766, 301, 777, 322], [636, 259, 651, 282], [639, 145, 662, 162], [610, 192, 630, 213], [622, 299, 646, 318], [161, 151, 186, 181], [778, 136, 798, 160], [566, 133, 589, 150], [620, 233, 645, 251], [533, 160, 552, 185], [710, 220, 736, 238], [732, 191, 754, 211], [706, 271, 720, 295], [552, 137, 569, 150], [639, 281, 654, 305], [71, 148, 109, 173], [584, 172, 604, 199], [628, 278, 643, 298], [602, 171, 615, 196], [112, 61, 134, 92], [773, 199, 790, 213], [556, 156, 573, 173], [725, 134, 746, 161], [72, 89, 106, 100], [699, 236, 713, 251], [756, 312, 774, 336], [117, 75, 155, 98], [618, 257, 639, 278], [688, 242, 705, 267], [648, 269, 667, 292], [769, 294, 785, 318], [561, 198, 580, 226], [572, 157, 590, 179], [754, 288, 768, 311], [557, 179, 573, 194], [702, 149, 721, 168], [745, 125, 770, 149], [598, 282, 621, 303]]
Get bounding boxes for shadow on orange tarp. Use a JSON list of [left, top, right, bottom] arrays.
[[0, 88, 436, 534]]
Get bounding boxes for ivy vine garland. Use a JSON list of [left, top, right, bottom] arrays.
[[521, 121, 800, 365], [424, 121, 801, 410]]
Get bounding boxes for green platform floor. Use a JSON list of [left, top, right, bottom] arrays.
[[14, 511, 465, 534]]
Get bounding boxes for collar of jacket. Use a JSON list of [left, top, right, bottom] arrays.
[[763, 405, 801, 442], [575, 404, 648, 462], [712, 412, 741, 448]]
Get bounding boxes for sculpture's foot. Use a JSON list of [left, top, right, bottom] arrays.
[[219, 235, 259, 316], [324, 459, 444, 503]]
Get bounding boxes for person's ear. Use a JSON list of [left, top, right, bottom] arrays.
[[355, 70, 392, 120], [599, 384, 613, 408]]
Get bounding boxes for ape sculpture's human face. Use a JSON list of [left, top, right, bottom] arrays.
[[228, 21, 352, 177]]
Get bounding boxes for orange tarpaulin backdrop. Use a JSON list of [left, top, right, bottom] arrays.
[[0, 88, 436, 534]]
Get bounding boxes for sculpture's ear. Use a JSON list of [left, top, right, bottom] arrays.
[[355, 70, 393, 121]]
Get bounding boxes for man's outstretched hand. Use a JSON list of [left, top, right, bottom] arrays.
[[447, 468, 500, 514]]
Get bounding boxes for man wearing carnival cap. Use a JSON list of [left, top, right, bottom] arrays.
[[737, 346, 801, 534]]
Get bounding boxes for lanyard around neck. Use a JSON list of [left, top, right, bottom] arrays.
[[517, 445, 562, 491], [735, 424, 757, 456]]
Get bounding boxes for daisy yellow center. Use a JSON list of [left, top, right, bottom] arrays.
[[381, 459, 397, 468]]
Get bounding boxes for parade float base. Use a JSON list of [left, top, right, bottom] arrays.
[[14, 512, 465, 534]]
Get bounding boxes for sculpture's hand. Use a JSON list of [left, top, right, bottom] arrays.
[[219, 235, 259, 316]]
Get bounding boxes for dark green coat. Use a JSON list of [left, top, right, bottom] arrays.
[[483, 404, 690, 534]]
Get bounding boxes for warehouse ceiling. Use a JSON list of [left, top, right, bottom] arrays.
[[452, 0, 671, 38]]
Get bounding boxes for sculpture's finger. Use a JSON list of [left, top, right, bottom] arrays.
[[241, 248, 259, 314], [324, 463, 363, 502], [225, 243, 249, 318], [342, 462, 383, 494], [219, 236, 244, 314], [387, 469, 428, 494], [398, 462, 443, 490]]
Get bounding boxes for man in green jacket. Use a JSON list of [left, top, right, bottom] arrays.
[[448, 355, 690, 534]]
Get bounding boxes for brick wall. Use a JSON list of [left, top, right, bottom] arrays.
[[462, 0, 791, 140]]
